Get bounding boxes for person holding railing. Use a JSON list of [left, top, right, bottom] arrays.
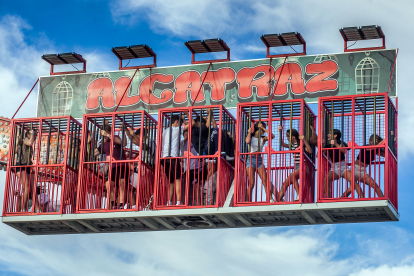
[[14, 129, 37, 212], [94, 123, 129, 210], [322, 129, 349, 197], [161, 112, 191, 206], [278, 127, 312, 201], [343, 134, 385, 198], [245, 121, 275, 202]]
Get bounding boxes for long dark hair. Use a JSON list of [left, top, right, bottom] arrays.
[[369, 134, 383, 145], [253, 121, 266, 136], [286, 129, 299, 142], [333, 129, 342, 144]]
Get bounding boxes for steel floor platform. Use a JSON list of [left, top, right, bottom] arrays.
[[2, 200, 398, 235]]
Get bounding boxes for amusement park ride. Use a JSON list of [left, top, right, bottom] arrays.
[[1, 25, 399, 235]]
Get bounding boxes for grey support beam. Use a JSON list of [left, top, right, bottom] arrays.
[[153, 217, 175, 230], [217, 214, 237, 227], [77, 220, 101, 233], [317, 210, 334, 223], [138, 218, 159, 230], [300, 211, 317, 224], [234, 214, 253, 227], [61, 221, 86, 233]]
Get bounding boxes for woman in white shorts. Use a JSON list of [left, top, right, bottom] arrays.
[[343, 134, 385, 198], [323, 129, 349, 197]]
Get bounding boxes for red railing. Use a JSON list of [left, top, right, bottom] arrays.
[[317, 93, 398, 210], [234, 100, 316, 206], [77, 110, 156, 212], [3, 116, 81, 216], [154, 105, 235, 209]]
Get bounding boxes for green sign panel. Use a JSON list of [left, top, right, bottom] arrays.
[[37, 49, 397, 118]]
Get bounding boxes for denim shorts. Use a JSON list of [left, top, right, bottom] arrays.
[[330, 161, 347, 177], [245, 155, 263, 169], [353, 164, 366, 179], [295, 164, 300, 171]]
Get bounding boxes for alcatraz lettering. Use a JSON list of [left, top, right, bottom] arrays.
[[86, 60, 338, 112]]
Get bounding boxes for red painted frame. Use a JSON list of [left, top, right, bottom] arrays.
[[234, 99, 316, 206], [153, 105, 236, 210], [42, 54, 87, 75], [3, 116, 81, 216], [112, 48, 157, 71], [76, 110, 157, 213], [340, 31, 386, 52], [186, 42, 230, 65], [317, 92, 398, 210]]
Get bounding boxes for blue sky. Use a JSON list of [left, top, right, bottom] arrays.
[[0, 0, 414, 275]]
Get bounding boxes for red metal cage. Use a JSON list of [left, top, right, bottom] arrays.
[[77, 111, 157, 212], [154, 105, 236, 209], [234, 100, 316, 206], [317, 93, 397, 210], [3, 116, 82, 216]]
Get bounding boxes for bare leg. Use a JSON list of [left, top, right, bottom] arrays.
[[19, 171, 30, 211], [364, 174, 384, 197], [168, 183, 174, 203], [341, 170, 363, 198], [118, 179, 125, 205], [175, 179, 181, 203], [279, 170, 299, 201], [257, 166, 276, 201], [105, 180, 115, 209], [246, 166, 255, 202], [324, 171, 339, 198]]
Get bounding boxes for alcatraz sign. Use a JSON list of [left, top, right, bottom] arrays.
[[37, 49, 397, 118]]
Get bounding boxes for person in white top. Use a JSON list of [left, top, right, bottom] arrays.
[[161, 112, 192, 205], [245, 121, 275, 202], [278, 127, 313, 202]]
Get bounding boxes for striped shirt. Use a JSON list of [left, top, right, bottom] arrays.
[[291, 143, 300, 165]]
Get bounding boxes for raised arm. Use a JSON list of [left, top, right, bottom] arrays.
[[278, 125, 289, 148], [309, 125, 318, 147], [331, 140, 347, 154], [24, 130, 36, 146], [245, 127, 253, 144], [183, 111, 192, 131], [300, 135, 313, 154]]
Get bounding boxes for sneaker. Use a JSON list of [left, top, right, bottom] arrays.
[[131, 205, 136, 209], [176, 201, 181, 205], [167, 201, 172, 206], [269, 199, 274, 203], [118, 204, 124, 209], [294, 195, 299, 201]]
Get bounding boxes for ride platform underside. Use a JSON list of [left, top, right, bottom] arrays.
[[2, 186, 398, 235]]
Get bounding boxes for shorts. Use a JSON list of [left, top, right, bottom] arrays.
[[110, 165, 131, 183], [245, 155, 263, 169], [162, 159, 182, 181], [14, 166, 32, 174], [295, 164, 300, 171], [330, 161, 347, 177], [185, 166, 208, 185], [353, 165, 366, 179]]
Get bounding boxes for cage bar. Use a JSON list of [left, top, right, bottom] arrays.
[[77, 110, 157, 212], [3, 116, 81, 216], [234, 99, 316, 206], [154, 105, 235, 209], [317, 93, 397, 210]]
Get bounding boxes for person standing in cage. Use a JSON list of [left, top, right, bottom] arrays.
[[342, 134, 385, 198], [123, 125, 156, 208], [123, 125, 156, 166], [323, 129, 349, 197], [191, 110, 212, 155], [161, 112, 191, 206], [180, 128, 207, 205], [245, 121, 275, 202], [94, 123, 130, 210], [278, 127, 312, 202], [14, 129, 38, 212]]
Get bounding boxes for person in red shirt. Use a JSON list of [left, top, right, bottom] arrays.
[[94, 124, 129, 209]]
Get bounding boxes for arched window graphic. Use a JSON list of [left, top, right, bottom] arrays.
[[52, 81, 73, 116], [355, 53, 380, 94]]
